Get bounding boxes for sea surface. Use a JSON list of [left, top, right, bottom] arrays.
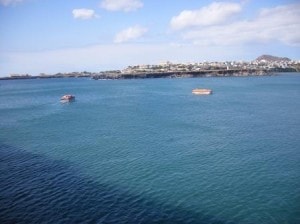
[[0, 74, 300, 224]]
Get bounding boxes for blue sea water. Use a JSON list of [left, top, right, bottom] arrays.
[[0, 74, 300, 224]]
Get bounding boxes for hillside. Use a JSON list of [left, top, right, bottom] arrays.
[[255, 55, 291, 62]]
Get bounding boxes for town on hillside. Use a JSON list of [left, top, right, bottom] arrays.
[[2, 55, 300, 80]]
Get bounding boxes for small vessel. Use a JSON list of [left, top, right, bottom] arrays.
[[192, 88, 212, 95], [60, 94, 75, 102]]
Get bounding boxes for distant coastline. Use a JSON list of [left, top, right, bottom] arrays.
[[0, 69, 273, 81], [92, 69, 271, 80], [1, 55, 299, 80]]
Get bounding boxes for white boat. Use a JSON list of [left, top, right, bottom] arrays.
[[60, 94, 75, 102], [192, 89, 212, 95]]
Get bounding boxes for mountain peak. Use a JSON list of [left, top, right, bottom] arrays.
[[255, 55, 291, 62]]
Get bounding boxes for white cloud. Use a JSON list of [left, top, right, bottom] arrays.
[[100, 0, 143, 12], [176, 3, 300, 47], [114, 25, 148, 43], [0, 0, 23, 6], [170, 2, 242, 30], [72, 9, 97, 20]]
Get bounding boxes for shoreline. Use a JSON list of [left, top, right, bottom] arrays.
[[0, 69, 274, 81], [92, 69, 270, 80]]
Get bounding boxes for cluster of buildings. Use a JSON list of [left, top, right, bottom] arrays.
[[121, 59, 300, 74]]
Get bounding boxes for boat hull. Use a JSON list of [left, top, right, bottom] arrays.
[[60, 95, 75, 103], [192, 89, 212, 95]]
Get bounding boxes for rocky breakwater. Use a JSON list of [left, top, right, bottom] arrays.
[[92, 69, 270, 80]]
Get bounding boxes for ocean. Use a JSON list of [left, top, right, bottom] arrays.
[[0, 74, 299, 224]]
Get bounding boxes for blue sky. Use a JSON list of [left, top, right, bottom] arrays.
[[0, 0, 299, 76]]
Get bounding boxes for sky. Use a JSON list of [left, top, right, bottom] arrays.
[[0, 0, 299, 76]]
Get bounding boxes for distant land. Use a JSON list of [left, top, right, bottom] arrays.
[[256, 55, 291, 62], [1, 55, 299, 80]]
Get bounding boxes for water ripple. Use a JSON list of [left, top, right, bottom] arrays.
[[0, 144, 236, 224]]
